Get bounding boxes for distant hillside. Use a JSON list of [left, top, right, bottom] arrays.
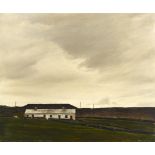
[[77, 107, 155, 121], [0, 106, 25, 117], [0, 105, 155, 121]]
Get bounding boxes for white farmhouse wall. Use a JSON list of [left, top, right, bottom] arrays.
[[25, 109, 76, 120]]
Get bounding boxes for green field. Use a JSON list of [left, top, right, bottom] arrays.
[[0, 117, 155, 142]]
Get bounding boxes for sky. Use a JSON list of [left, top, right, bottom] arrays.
[[0, 13, 155, 107]]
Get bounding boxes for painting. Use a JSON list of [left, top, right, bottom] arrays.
[[0, 14, 155, 142]]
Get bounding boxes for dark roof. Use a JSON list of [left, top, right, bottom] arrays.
[[25, 104, 77, 109]]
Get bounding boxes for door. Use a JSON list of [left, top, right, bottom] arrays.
[[58, 115, 61, 119], [70, 116, 73, 120]]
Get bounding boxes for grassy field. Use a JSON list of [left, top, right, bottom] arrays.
[[0, 117, 155, 142]]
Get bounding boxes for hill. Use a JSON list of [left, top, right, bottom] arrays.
[[0, 117, 154, 141], [77, 107, 155, 121], [0, 105, 25, 117], [1, 106, 155, 121]]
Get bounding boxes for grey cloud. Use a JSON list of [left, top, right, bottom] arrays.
[[0, 44, 47, 80], [26, 14, 136, 67], [97, 97, 118, 107], [26, 14, 155, 86], [0, 14, 155, 107]]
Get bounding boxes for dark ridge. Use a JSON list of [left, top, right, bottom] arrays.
[[0, 105, 155, 121], [77, 107, 155, 121]]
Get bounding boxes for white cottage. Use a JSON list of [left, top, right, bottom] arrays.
[[24, 104, 77, 120]]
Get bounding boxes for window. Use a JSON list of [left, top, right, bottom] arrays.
[[32, 114, 34, 118], [50, 115, 52, 118], [43, 115, 46, 118], [65, 115, 68, 118]]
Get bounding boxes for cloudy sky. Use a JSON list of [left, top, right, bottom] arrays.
[[0, 14, 155, 107]]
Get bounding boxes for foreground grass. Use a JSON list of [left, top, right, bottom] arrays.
[[77, 117, 155, 133], [0, 117, 154, 142]]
